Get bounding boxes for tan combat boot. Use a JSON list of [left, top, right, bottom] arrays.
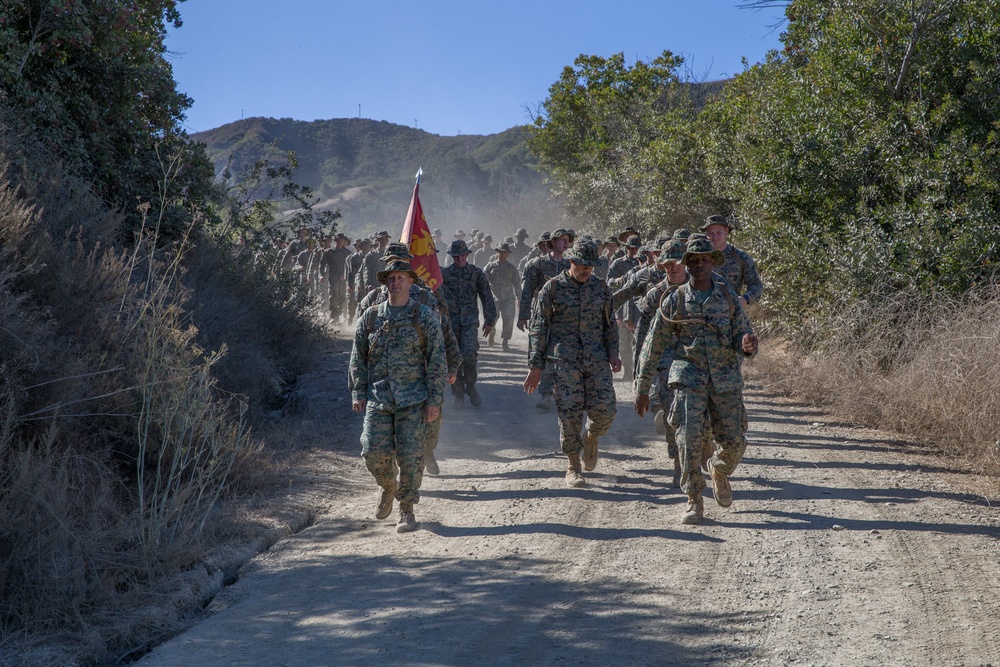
[[396, 502, 417, 533], [565, 452, 586, 488], [375, 480, 398, 520], [681, 492, 704, 524], [710, 461, 733, 508], [582, 429, 599, 471], [424, 447, 440, 475]]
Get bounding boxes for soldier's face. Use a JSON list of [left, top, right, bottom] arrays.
[[568, 262, 593, 282], [665, 260, 687, 284], [453, 253, 469, 267], [705, 224, 729, 251], [385, 272, 414, 296], [497, 251, 511, 262], [550, 236, 570, 253], [685, 254, 716, 282]]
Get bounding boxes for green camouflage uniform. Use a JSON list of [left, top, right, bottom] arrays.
[[440, 262, 497, 399], [529, 271, 619, 454], [350, 299, 447, 505], [636, 278, 683, 458], [635, 279, 754, 495], [484, 256, 520, 342], [520, 254, 571, 396], [608, 253, 641, 379], [718, 244, 764, 304]]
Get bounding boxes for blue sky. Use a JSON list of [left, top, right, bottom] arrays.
[[165, 1, 787, 137]]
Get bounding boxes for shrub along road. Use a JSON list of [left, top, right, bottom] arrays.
[[136, 327, 1000, 666]]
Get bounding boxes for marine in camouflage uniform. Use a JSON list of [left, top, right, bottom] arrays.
[[359, 243, 463, 475], [525, 238, 621, 488], [701, 214, 763, 306], [634, 235, 758, 525], [510, 228, 532, 268], [483, 242, 520, 351], [350, 260, 447, 533], [607, 236, 642, 380], [440, 240, 497, 408], [517, 231, 550, 277], [518, 229, 575, 410]]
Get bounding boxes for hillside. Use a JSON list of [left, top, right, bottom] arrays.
[[192, 118, 562, 240]]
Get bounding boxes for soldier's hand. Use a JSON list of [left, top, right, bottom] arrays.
[[425, 405, 441, 422], [482, 324, 493, 337], [634, 394, 650, 417], [742, 333, 759, 356], [523, 367, 542, 394], [517, 318, 528, 331], [610, 356, 623, 373], [352, 399, 366, 413], [447, 372, 457, 385]]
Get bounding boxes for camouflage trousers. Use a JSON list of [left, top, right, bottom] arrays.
[[495, 299, 516, 341], [329, 278, 346, 320], [360, 403, 426, 505], [451, 322, 480, 397], [425, 404, 443, 455], [552, 360, 617, 455], [657, 370, 678, 460], [667, 384, 747, 495], [618, 322, 634, 380]]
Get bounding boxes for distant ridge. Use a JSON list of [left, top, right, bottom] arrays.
[[192, 117, 560, 239]]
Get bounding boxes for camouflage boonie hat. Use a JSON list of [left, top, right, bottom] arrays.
[[482, 235, 492, 243], [381, 242, 413, 261], [358, 237, 373, 246], [495, 242, 513, 253], [334, 232, 349, 241], [605, 236, 620, 246], [432, 228, 443, 237], [536, 231, 552, 248], [658, 239, 687, 263], [353, 238, 364, 246], [377, 259, 420, 284], [681, 234, 724, 266], [374, 230, 390, 239], [454, 229, 466, 238], [448, 239, 472, 256], [470, 228, 480, 237], [617, 226, 639, 242], [476, 231, 485, 240], [700, 214, 733, 231], [624, 236, 643, 249], [565, 238, 602, 267], [671, 227, 690, 240], [551, 228, 576, 241], [504, 236, 515, 245], [515, 227, 529, 239]]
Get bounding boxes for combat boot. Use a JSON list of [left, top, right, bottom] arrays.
[[565, 452, 586, 488], [396, 502, 416, 533], [424, 448, 440, 475], [487, 330, 496, 347], [710, 461, 732, 508], [536, 394, 552, 411], [454, 394, 465, 409], [671, 453, 681, 488], [681, 492, 704, 524], [502, 339, 510, 352], [375, 480, 398, 520], [467, 385, 482, 407], [582, 429, 599, 471]]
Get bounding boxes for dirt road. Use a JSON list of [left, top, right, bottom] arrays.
[[136, 328, 1000, 666]]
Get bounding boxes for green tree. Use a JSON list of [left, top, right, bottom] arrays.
[[0, 0, 213, 239]]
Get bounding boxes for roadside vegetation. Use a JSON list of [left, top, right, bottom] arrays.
[[0, 2, 323, 664], [526, 0, 1000, 475]]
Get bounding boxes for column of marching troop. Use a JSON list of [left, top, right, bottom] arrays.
[[343, 215, 763, 531]]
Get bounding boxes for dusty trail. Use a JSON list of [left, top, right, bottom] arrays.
[[137, 328, 1000, 666]]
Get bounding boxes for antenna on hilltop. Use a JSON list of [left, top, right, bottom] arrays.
[[358, 104, 361, 118]]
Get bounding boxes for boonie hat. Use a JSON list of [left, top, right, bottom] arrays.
[[700, 214, 734, 231], [495, 242, 513, 253], [605, 236, 620, 246], [482, 235, 492, 243], [374, 230, 390, 239], [377, 259, 420, 284], [681, 235, 724, 266], [565, 238, 602, 267], [448, 240, 472, 256], [617, 226, 639, 242], [659, 239, 687, 264], [432, 228, 443, 237], [672, 228, 691, 240], [515, 227, 529, 239], [454, 229, 466, 238], [551, 228, 576, 242], [536, 231, 552, 248], [625, 236, 642, 249], [381, 242, 413, 261]]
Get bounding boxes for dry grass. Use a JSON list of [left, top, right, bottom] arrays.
[[747, 286, 1000, 476]]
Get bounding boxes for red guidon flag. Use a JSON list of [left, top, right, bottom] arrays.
[[400, 169, 443, 291]]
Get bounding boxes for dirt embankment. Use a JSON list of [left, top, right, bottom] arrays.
[[135, 328, 1000, 666]]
